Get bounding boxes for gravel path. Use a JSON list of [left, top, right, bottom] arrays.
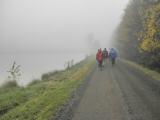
[[71, 60, 160, 120]]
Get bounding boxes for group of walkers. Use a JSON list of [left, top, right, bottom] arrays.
[[96, 48, 118, 70]]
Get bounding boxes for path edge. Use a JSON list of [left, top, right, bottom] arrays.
[[53, 64, 96, 120]]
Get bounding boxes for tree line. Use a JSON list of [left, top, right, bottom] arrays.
[[114, 0, 160, 71]]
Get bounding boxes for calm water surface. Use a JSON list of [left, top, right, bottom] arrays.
[[0, 52, 86, 86]]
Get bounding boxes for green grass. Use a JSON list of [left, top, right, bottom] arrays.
[[123, 59, 160, 81], [0, 58, 95, 120]]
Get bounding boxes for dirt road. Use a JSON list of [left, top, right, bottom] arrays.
[[72, 60, 160, 120]]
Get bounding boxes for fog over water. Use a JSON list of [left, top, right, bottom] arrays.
[[0, 52, 85, 86], [0, 0, 129, 85]]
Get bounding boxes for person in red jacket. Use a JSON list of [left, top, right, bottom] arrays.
[[96, 48, 103, 70]]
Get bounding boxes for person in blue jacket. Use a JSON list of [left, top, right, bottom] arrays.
[[109, 48, 118, 66]]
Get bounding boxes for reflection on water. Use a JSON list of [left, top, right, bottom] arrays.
[[0, 52, 85, 86]]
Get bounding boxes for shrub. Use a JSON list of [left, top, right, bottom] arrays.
[[2, 81, 18, 88], [28, 79, 41, 86]]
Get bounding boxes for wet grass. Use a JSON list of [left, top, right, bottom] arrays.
[[123, 59, 160, 81], [0, 58, 95, 120]]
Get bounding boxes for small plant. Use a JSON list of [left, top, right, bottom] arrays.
[[7, 61, 21, 81], [71, 59, 74, 67], [64, 59, 74, 70]]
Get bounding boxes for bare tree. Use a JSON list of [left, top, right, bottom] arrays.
[[7, 61, 21, 81]]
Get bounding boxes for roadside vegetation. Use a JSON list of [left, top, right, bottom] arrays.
[[123, 59, 160, 81], [114, 0, 160, 72], [0, 57, 95, 120]]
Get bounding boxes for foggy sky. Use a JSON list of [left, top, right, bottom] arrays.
[[0, 0, 129, 53]]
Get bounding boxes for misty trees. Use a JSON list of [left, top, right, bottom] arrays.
[[139, 3, 160, 68], [114, 0, 160, 71], [114, 0, 143, 60], [86, 33, 101, 54]]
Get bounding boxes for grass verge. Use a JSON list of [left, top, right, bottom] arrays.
[[122, 59, 160, 81], [0, 58, 95, 120]]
